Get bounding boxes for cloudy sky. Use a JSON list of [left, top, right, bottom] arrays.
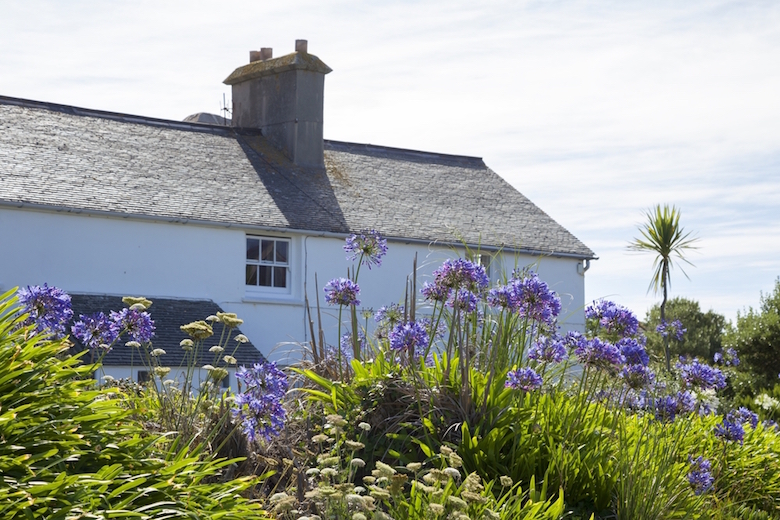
[[2, 0, 779, 322]]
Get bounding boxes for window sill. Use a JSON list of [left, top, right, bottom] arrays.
[[242, 293, 304, 306]]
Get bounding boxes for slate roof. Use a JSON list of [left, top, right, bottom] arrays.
[[0, 95, 595, 258], [68, 294, 266, 367]]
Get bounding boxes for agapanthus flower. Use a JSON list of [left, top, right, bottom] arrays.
[[528, 335, 567, 364], [375, 303, 404, 325], [421, 281, 450, 302], [617, 337, 649, 366], [71, 312, 120, 350], [562, 330, 587, 352], [17, 284, 73, 338], [575, 338, 624, 370], [728, 407, 759, 429], [657, 319, 686, 341], [446, 289, 479, 313], [621, 364, 655, 390], [505, 367, 543, 392], [344, 230, 388, 269], [654, 390, 697, 422], [677, 359, 726, 391], [431, 258, 489, 293], [486, 285, 513, 309], [762, 419, 779, 433], [713, 347, 740, 367], [110, 307, 155, 343], [388, 320, 429, 353], [324, 278, 361, 306], [510, 273, 561, 326], [714, 418, 744, 444], [687, 456, 714, 495], [340, 330, 367, 354], [233, 362, 288, 442], [585, 300, 639, 339]]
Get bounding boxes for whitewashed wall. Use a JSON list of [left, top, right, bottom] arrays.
[[0, 207, 587, 367]]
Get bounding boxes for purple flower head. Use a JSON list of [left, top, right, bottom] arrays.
[[728, 407, 759, 429], [654, 390, 697, 422], [374, 303, 404, 325], [233, 362, 288, 443], [677, 359, 726, 391], [110, 307, 155, 343], [585, 300, 639, 339], [419, 317, 447, 340], [421, 281, 450, 303], [617, 337, 650, 366], [687, 456, 713, 495], [388, 320, 430, 354], [487, 285, 513, 309], [71, 312, 120, 350], [621, 364, 655, 390], [575, 338, 625, 370], [657, 319, 686, 341], [714, 418, 745, 444], [432, 258, 489, 293], [324, 278, 361, 306], [762, 419, 779, 433], [17, 284, 73, 339], [509, 273, 561, 326], [344, 230, 388, 269], [447, 289, 479, 313], [505, 367, 543, 392], [714, 347, 740, 367], [562, 330, 588, 352], [529, 335, 568, 364]]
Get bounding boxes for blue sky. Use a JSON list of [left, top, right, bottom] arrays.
[[2, 0, 779, 322]]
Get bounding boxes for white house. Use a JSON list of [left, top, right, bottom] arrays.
[[0, 40, 595, 379]]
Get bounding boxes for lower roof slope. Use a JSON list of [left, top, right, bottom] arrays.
[[69, 294, 266, 367], [0, 96, 594, 258]]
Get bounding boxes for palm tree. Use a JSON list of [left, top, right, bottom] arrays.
[[629, 204, 699, 371]]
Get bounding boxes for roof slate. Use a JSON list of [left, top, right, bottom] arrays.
[[68, 294, 266, 367], [0, 96, 594, 258]]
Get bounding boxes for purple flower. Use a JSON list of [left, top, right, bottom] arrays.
[[657, 319, 686, 341], [687, 456, 713, 495], [621, 364, 655, 390], [677, 359, 726, 391], [374, 303, 404, 325], [562, 330, 587, 352], [344, 230, 388, 269], [528, 335, 567, 364], [17, 284, 73, 338], [233, 362, 288, 443], [585, 300, 639, 339], [340, 330, 367, 354], [654, 390, 697, 422], [714, 418, 745, 444], [324, 278, 361, 306], [431, 258, 489, 293], [575, 338, 624, 369], [713, 348, 740, 367], [388, 320, 430, 353], [446, 289, 479, 313], [421, 281, 450, 303], [728, 407, 759, 429], [505, 367, 543, 392], [71, 312, 120, 350], [487, 285, 513, 309], [110, 307, 155, 343], [617, 337, 649, 366]]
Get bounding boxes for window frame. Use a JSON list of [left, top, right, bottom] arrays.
[[245, 235, 293, 296]]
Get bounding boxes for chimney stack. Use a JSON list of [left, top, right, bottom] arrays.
[[224, 39, 331, 168]]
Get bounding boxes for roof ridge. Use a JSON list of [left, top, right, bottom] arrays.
[[0, 94, 237, 135], [324, 139, 484, 165]]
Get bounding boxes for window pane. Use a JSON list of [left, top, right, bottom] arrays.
[[246, 265, 258, 285], [276, 241, 288, 263], [246, 238, 259, 261], [273, 266, 287, 288], [261, 240, 275, 262], [259, 266, 272, 286]]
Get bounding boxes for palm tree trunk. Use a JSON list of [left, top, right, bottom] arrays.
[[662, 276, 670, 372]]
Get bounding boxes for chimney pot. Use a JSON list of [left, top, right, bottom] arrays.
[[295, 39, 308, 53], [249, 50, 262, 63], [260, 47, 273, 60]]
